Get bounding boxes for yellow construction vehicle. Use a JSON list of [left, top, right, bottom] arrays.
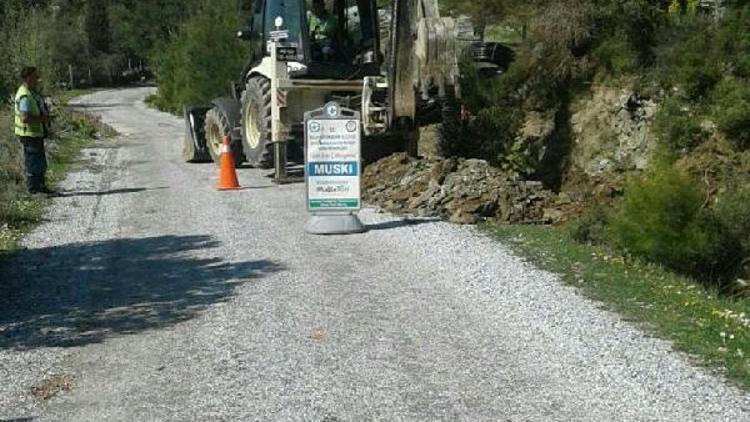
[[182, 0, 474, 181]]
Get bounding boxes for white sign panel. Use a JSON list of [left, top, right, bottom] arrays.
[[269, 30, 290, 41], [306, 114, 361, 212]]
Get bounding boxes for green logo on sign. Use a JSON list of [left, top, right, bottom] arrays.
[[308, 199, 359, 209]]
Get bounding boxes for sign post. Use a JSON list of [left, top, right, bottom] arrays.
[[304, 102, 366, 235], [268, 16, 298, 183], [269, 41, 287, 183]]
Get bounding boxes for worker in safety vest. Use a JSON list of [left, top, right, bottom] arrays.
[[14, 66, 54, 195], [307, 0, 338, 59]]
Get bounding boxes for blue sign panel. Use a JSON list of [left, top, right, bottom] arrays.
[[307, 162, 359, 177]]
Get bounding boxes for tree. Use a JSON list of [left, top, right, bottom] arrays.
[[109, 0, 203, 62], [153, 0, 251, 111], [85, 0, 112, 53]]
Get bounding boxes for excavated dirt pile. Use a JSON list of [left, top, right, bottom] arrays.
[[363, 154, 562, 225]]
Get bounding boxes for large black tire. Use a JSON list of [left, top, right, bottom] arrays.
[[182, 124, 202, 162], [240, 76, 273, 168], [204, 107, 244, 167], [181, 107, 211, 163]]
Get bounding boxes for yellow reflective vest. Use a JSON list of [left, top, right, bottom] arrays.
[[14, 85, 45, 138], [307, 11, 336, 41]]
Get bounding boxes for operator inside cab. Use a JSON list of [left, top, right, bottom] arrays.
[[307, 0, 338, 60]]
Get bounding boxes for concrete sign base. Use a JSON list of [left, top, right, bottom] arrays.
[[304, 213, 366, 235]]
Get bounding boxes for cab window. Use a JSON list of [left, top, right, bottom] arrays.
[[305, 0, 376, 62]]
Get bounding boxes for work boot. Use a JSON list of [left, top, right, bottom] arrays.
[[38, 186, 60, 197], [28, 186, 59, 198], [27, 190, 48, 199]]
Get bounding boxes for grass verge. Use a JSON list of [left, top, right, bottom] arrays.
[[0, 91, 115, 256], [484, 223, 750, 391], [143, 93, 162, 111], [484, 24, 525, 45]]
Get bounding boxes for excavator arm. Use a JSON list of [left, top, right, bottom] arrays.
[[386, 0, 462, 129], [387, 0, 417, 127]]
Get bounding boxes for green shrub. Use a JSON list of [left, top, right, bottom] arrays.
[[655, 16, 723, 101], [714, 183, 750, 259], [597, 0, 663, 67], [652, 96, 709, 151], [593, 38, 638, 78], [0, 112, 27, 227], [153, 0, 251, 113], [715, 5, 750, 78], [650, 7, 750, 153], [568, 205, 610, 245], [443, 59, 524, 166], [607, 162, 740, 283], [711, 78, 750, 150], [671, 53, 722, 101], [440, 104, 521, 167]]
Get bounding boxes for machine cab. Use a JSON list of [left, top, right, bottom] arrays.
[[239, 0, 381, 78]]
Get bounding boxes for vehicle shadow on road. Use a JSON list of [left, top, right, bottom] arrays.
[[0, 235, 283, 350], [366, 218, 441, 231], [68, 103, 131, 109], [57, 187, 166, 197]]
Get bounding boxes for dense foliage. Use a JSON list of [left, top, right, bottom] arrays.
[[0, 0, 202, 99], [608, 160, 740, 283], [151, 0, 251, 113]]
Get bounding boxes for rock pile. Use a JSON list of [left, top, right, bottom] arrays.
[[363, 154, 561, 224]]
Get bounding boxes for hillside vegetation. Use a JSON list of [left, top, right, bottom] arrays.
[[0, 0, 203, 99], [150, 0, 251, 112], [437, 0, 750, 291]]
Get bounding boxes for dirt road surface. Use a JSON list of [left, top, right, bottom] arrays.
[[1, 88, 748, 421]]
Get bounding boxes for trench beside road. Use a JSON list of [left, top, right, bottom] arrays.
[[0, 88, 748, 421]]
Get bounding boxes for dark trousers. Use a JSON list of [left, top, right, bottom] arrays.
[[18, 137, 48, 192]]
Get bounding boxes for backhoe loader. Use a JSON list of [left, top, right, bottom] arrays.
[[182, 0, 473, 180]]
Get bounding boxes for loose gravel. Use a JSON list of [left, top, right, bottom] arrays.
[[0, 88, 748, 421]]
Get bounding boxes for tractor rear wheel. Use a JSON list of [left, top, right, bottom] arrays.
[[204, 107, 243, 167], [240, 76, 273, 168]]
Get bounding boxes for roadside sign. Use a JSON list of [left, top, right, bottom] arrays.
[[267, 40, 298, 61], [304, 102, 361, 212], [276, 45, 298, 62]]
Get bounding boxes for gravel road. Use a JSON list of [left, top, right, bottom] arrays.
[[1, 88, 748, 421]]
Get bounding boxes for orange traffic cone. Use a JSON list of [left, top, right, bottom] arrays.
[[217, 135, 241, 191]]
